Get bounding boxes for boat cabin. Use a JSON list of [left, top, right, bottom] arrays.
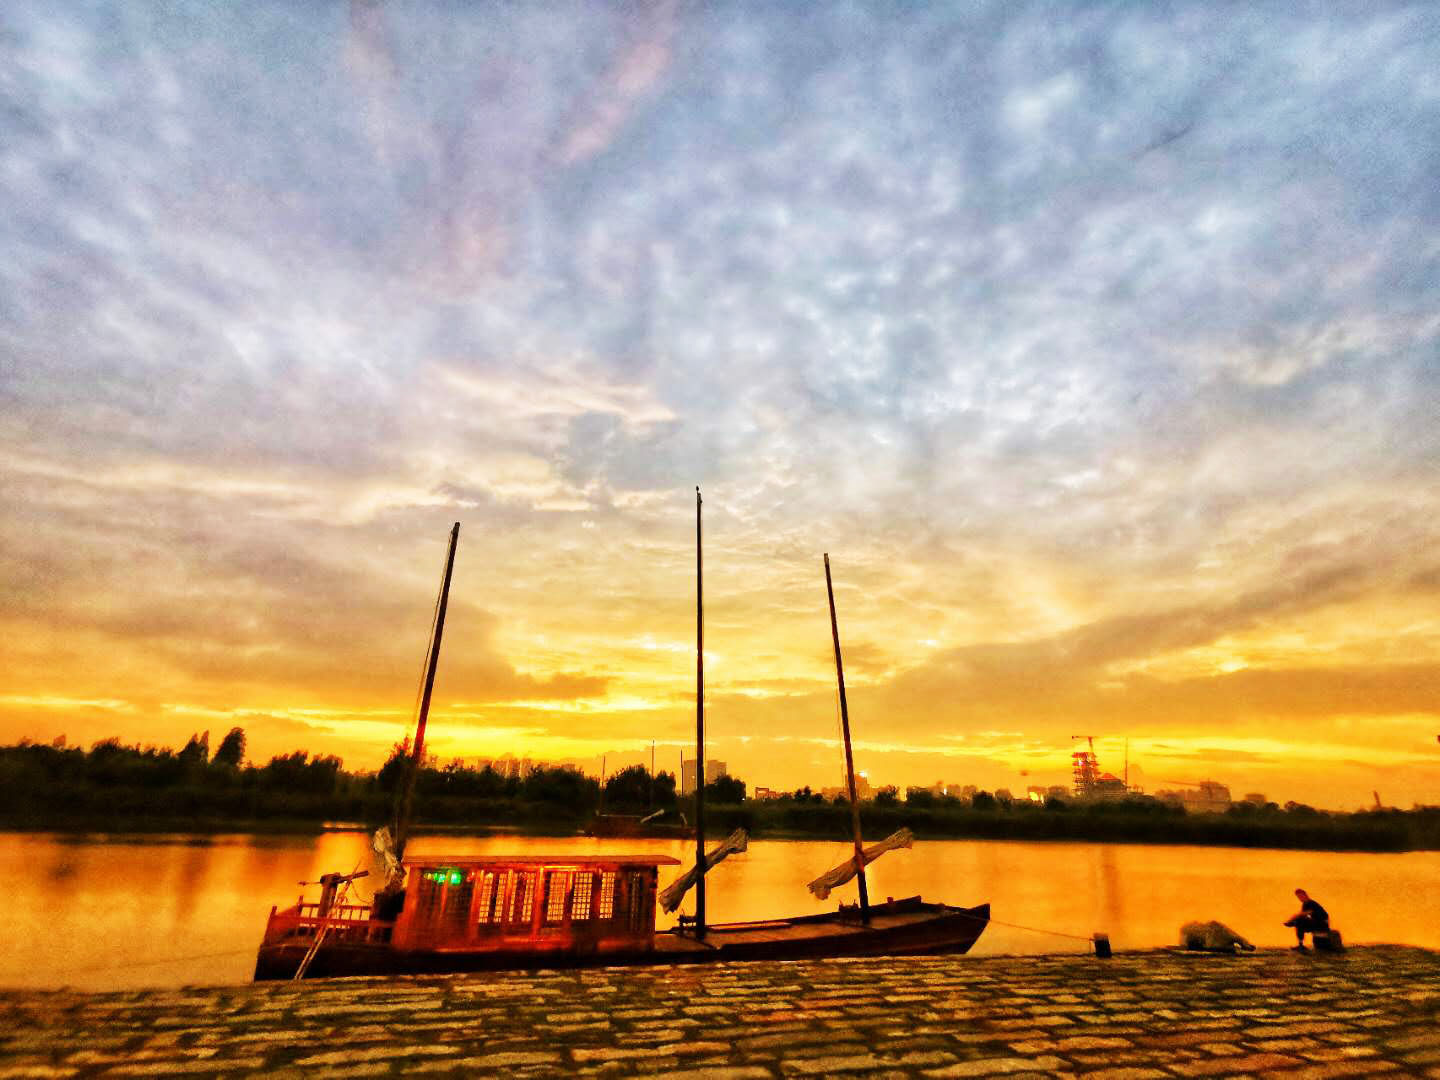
[[261, 854, 681, 962], [395, 855, 681, 953]]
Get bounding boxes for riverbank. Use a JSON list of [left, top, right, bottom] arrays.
[[3, 947, 1437, 1076], [7, 807, 1440, 854]]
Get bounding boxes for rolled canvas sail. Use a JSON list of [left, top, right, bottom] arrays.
[[807, 827, 914, 900], [660, 828, 748, 912]]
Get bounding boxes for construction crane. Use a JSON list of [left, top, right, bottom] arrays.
[[1070, 735, 1100, 798]]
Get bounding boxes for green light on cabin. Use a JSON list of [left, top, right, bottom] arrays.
[[449, 871, 462, 885]]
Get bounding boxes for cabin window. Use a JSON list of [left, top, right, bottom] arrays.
[[476, 870, 505, 925], [626, 870, 648, 932], [508, 871, 534, 927], [413, 874, 442, 923], [543, 871, 569, 924], [571, 872, 593, 920], [598, 871, 615, 919], [412, 868, 473, 937]]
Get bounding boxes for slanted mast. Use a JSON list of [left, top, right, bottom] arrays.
[[693, 486, 706, 938], [393, 522, 460, 865], [824, 553, 871, 923]]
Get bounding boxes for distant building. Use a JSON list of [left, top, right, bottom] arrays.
[[1243, 792, 1267, 806], [680, 758, 697, 794], [1091, 772, 1129, 801], [705, 760, 728, 785], [1156, 781, 1232, 814], [752, 786, 778, 800]]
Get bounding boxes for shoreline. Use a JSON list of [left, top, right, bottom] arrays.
[[5, 817, 1440, 856]]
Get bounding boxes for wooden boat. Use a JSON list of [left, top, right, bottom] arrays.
[[254, 500, 988, 981], [254, 853, 989, 979], [585, 812, 692, 839]]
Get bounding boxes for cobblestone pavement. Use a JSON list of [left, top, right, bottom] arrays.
[[2, 947, 1438, 1077]]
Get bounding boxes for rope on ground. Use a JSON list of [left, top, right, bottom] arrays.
[[981, 915, 1095, 943]]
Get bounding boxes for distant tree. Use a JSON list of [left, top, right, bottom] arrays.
[[704, 774, 746, 804], [872, 785, 899, 807], [258, 751, 342, 795], [603, 765, 654, 810], [213, 727, 246, 768], [652, 770, 678, 807], [177, 732, 209, 768], [970, 790, 997, 811], [376, 738, 412, 792], [905, 787, 936, 808], [522, 765, 599, 808], [1044, 795, 1069, 811]]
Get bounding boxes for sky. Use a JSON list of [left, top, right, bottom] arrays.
[[2, 2, 1439, 811]]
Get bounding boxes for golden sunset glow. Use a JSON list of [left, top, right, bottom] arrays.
[[3, 4, 1439, 811]]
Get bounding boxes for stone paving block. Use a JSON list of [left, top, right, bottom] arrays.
[[101, 1058, 267, 1075], [5, 948, 1440, 1077], [291, 1044, 460, 1066], [922, 1055, 1067, 1077]]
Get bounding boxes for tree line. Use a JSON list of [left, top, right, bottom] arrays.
[[2, 732, 1436, 851], [0, 731, 745, 832]]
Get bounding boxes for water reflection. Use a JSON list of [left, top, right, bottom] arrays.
[[2, 831, 1435, 991]]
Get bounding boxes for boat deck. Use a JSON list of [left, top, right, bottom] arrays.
[[653, 898, 990, 961]]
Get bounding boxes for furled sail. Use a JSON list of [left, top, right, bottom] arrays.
[[371, 826, 404, 891], [659, 828, 748, 913], [807, 827, 914, 900]]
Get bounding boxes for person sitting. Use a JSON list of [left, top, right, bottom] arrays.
[[1283, 888, 1329, 950]]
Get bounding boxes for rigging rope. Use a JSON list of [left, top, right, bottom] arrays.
[[961, 911, 1094, 943]]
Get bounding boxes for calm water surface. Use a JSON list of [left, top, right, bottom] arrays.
[[5, 831, 1437, 990]]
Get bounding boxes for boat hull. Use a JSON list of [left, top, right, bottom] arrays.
[[254, 897, 988, 981]]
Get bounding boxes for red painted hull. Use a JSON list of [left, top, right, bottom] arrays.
[[253, 897, 988, 981]]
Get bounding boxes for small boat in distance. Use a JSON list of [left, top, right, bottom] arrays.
[[586, 811, 693, 839], [254, 500, 987, 981]]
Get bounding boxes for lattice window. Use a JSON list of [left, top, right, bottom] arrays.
[[477, 871, 506, 925], [544, 871, 569, 924], [627, 870, 647, 932], [571, 872, 593, 920], [413, 874, 441, 922], [598, 871, 615, 919], [441, 874, 473, 935], [509, 872, 534, 927]]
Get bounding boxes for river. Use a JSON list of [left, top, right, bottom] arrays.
[[4, 830, 1437, 990]]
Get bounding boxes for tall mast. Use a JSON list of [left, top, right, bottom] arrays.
[[693, 487, 706, 938], [394, 521, 460, 863], [824, 553, 870, 924]]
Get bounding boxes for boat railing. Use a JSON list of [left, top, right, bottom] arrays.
[[263, 902, 394, 945]]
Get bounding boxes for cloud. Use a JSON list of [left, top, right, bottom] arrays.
[[2, 2, 1439, 806]]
